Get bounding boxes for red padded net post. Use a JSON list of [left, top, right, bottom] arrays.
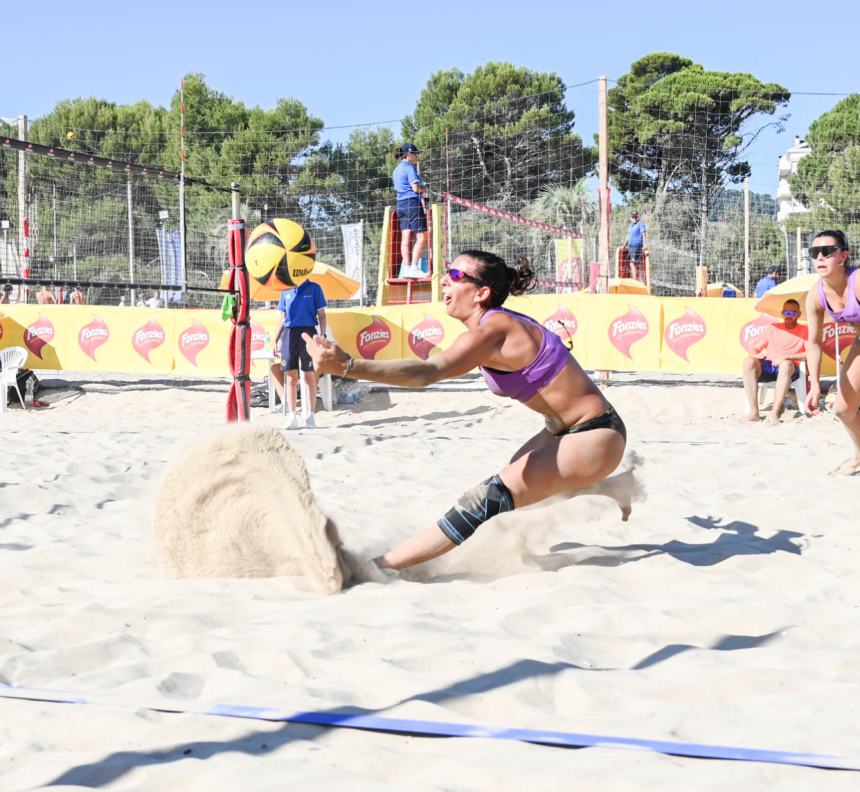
[[225, 218, 251, 422]]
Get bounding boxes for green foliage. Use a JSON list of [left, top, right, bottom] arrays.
[[403, 63, 595, 208], [330, 127, 397, 223], [29, 96, 168, 162], [523, 182, 596, 231], [709, 188, 777, 221], [162, 74, 327, 223], [789, 95, 860, 235], [608, 53, 790, 197]]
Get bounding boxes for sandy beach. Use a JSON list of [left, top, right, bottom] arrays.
[[1, 371, 859, 790]]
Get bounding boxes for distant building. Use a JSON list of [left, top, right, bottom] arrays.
[[777, 136, 812, 223]]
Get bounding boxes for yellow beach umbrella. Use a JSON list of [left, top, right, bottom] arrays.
[[753, 273, 819, 319], [607, 277, 650, 295], [219, 260, 360, 302], [307, 260, 361, 300]]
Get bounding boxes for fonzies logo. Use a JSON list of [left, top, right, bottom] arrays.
[[25, 314, 55, 359], [78, 315, 109, 361], [356, 316, 392, 359], [179, 320, 211, 366], [608, 307, 648, 359], [250, 320, 267, 352], [822, 323, 858, 360], [739, 314, 778, 354], [544, 305, 577, 346], [408, 314, 444, 360], [665, 308, 706, 362], [133, 320, 166, 362]]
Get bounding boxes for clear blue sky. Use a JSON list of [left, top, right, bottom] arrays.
[[4, 0, 857, 196]]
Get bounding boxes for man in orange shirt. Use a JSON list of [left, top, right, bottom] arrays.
[[743, 299, 808, 424]]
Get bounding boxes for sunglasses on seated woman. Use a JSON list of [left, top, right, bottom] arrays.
[[446, 267, 485, 286], [809, 244, 845, 259]]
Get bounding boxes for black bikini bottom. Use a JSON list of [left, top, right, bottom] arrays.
[[555, 404, 627, 442]]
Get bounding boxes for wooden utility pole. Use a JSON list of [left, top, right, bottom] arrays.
[[17, 115, 28, 303], [597, 76, 610, 294], [127, 176, 136, 306], [743, 176, 750, 296], [596, 77, 611, 386]]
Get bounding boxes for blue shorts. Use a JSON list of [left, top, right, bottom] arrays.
[[397, 199, 427, 233], [760, 358, 799, 383], [628, 245, 643, 264], [280, 326, 315, 372]]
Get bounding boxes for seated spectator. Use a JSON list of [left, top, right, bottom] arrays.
[[742, 299, 807, 424], [754, 265, 780, 298], [36, 286, 57, 305], [0, 285, 12, 304], [146, 292, 165, 309]]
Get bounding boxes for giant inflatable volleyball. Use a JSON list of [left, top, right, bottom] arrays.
[[245, 218, 316, 290]]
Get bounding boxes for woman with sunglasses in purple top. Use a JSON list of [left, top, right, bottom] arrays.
[[303, 250, 631, 571], [804, 230, 860, 475]]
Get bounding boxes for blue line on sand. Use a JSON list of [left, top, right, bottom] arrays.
[[1, 684, 858, 771]]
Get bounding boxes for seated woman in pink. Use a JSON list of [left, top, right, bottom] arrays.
[[804, 230, 860, 475]]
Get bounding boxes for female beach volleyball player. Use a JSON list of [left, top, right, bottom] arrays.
[[303, 250, 630, 571], [804, 230, 860, 475]]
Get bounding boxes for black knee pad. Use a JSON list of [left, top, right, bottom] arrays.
[[437, 474, 515, 545]]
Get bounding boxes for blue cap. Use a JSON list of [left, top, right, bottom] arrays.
[[401, 143, 420, 154]]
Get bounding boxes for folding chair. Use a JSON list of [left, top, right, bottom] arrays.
[[0, 346, 29, 412], [757, 361, 809, 416]]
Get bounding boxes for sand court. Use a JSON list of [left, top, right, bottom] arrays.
[[1, 372, 859, 789]]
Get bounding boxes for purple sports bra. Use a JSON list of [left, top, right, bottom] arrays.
[[479, 307, 571, 401], [818, 268, 860, 325]]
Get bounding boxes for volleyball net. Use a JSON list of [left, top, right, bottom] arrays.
[[0, 135, 230, 306], [1, 73, 855, 306], [443, 193, 589, 293]]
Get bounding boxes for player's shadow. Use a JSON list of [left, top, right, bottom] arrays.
[[544, 515, 805, 569]]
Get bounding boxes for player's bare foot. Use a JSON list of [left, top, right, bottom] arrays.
[[827, 456, 860, 477], [741, 412, 762, 422]]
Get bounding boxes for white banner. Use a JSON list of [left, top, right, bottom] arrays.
[[341, 221, 364, 301]]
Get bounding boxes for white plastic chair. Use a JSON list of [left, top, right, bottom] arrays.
[[757, 361, 808, 416], [0, 346, 29, 412]]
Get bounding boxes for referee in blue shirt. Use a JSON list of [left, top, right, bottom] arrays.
[[272, 279, 327, 429], [392, 143, 427, 278]]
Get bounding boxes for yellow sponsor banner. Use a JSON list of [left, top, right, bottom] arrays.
[[0, 297, 837, 377], [0, 305, 175, 373], [328, 305, 407, 361], [506, 293, 663, 372], [0, 305, 285, 377], [661, 298, 763, 373]]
